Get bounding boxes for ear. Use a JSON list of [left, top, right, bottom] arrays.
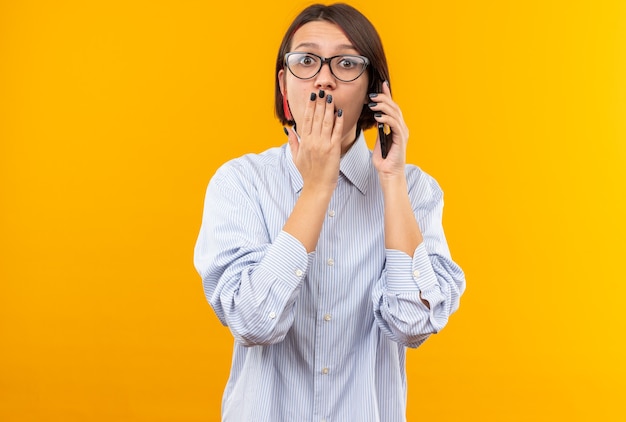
[[278, 69, 286, 95], [278, 69, 293, 121]]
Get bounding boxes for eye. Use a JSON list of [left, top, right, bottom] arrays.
[[337, 57, 358, 69], [298, 54, 318, 67]]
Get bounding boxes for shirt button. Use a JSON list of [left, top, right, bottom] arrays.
[[328, 209, 336, 217], [327, 258, 334, 266], [295, 269, 303, 277], [268, 311, 276, 319], [413, 270, 420, 278], [322, 367, 329, 375], [323, 313, 332, 321]]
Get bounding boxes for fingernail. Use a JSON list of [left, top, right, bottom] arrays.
[[283, 127, 289, 136], [368, 92, 378, 98], [310, 92, 317, 101], [368, 102, 377, 108], [337, 109, 343, 117], [326, 94, 333, 104], [318, 89, 325, 99], [374, 112, 382, 118]]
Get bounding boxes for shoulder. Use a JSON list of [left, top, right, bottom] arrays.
[[211, 145, 288, 188], [404, 164, 444, 204]]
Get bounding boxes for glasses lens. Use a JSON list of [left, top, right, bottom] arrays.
[[330, 56, 368, 82], [286, 53, 322, 79], [286, 53, 369, 82]]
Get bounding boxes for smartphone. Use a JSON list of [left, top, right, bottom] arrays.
[[378, 122, 391, 159], [376, 80, 391, 158]]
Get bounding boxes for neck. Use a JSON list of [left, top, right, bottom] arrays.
[[341, 125, 361, 155]]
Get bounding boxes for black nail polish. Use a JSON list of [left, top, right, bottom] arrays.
[[318, 90, 325, 99], [326, 94, 333, 104], [310, 92, 317, 101], [368, 102, 377, 108], [368, 93, 378, 98], [337, 109, 343, 117], [283, 127, 289, 136], [374, 112, 382, 118]]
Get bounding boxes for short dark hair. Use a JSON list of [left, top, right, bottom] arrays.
[[275, 3, 390, 130]]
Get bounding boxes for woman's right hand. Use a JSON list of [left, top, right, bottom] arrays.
[[286, 90, 343, 196]]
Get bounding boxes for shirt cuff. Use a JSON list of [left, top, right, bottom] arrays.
[[386, 243, 438, 294], [258, 230, 310, 289]]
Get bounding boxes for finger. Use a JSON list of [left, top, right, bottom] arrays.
[[330, 108, 344, 150], [369, 93, 403, 136], [320, 94, 335, 140], [312, 89, 327, 137], [368, 95, 398, 119], [382, 80, 391, 96], [372, 110, 394, 135], [301, 92, 317, 136], [368, 96, 392, 121], [374, 111, 406, 147], [367, 81, 390, 104]]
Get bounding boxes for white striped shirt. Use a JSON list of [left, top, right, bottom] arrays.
[[194, 132, 465, 421]]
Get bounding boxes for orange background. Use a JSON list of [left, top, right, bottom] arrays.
[[1, 1, 625, 421]]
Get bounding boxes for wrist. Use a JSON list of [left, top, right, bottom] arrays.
[[300, 184, 334, 203], [379, 173, 408, 194]]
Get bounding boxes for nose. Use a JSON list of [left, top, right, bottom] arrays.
[[314, 62, 337, 90]]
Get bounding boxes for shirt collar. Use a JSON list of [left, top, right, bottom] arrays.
[[339, 131, 371, 195], [286, 131, 371, 195]]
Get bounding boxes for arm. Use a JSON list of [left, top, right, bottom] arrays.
[[379, 172, 426, 307], [194, 92, 344, 346], [369, 82, 466, 347], [373, 175, 465, 348], [194, 169, 311, 347], [283, 91, 344, 252]]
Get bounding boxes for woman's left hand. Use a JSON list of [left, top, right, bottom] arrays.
[[369, 81, 410, 179]]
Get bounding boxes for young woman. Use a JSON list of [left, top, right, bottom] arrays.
[[194, 3, 465, 421]]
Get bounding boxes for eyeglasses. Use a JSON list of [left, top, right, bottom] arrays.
[[284, 52, 369, 82]]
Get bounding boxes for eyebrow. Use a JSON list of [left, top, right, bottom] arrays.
[[292, 42, 357, 53]]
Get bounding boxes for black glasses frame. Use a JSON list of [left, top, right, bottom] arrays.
[[284, 52, 370, 82]]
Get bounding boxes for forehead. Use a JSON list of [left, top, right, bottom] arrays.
[[290, 21, 355, 52]]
